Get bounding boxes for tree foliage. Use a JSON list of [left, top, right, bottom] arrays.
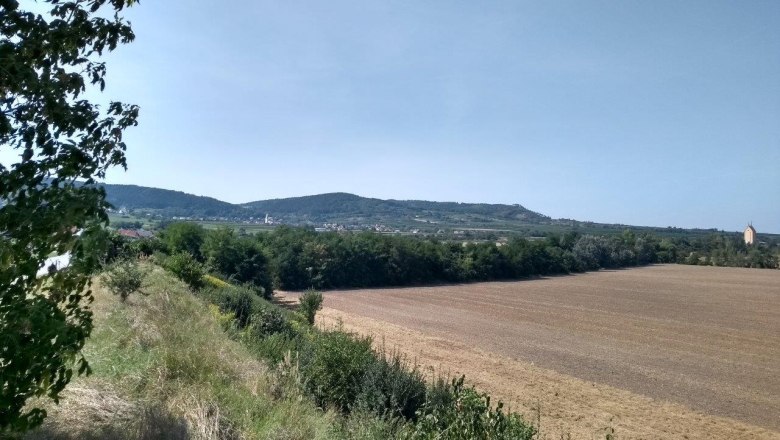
[[299, 288, 323, 325], [161, 222, 206, 260], [0, 0, 138, 431], [201, 226, 272, 297]]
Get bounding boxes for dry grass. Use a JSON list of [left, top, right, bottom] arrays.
[[24, 265, 337, 440]]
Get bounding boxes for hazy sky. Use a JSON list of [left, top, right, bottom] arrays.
[[11, 1, 780, 232]]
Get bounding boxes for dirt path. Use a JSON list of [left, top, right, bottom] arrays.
[[282, 265, 780, 439]]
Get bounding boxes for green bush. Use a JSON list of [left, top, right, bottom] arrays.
[[126, 236, 166, 258], [300, 331, 376, 412], [247, 306, 290, 338], [202, 285, 259, 328], [355, 349, 426, 420], [404, 376, 536, 440], [164, 252, 205, 290], [299, 289, 323, 325], [101, 259, 149, 301], [189, 275, 539, 439]]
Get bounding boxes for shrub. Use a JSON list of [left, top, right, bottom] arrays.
[[404, 376, 535, 440], [299, 289, 324, 325], [202, 285, 258, 328], [247, 306, 290, 338], [164, 252, 205, 290], [126, 236, 166, 258], [300, 331, 375, 412], [355, 349, 426, 420], [101, 259, 149, 301]]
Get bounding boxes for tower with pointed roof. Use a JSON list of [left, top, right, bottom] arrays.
[[744, 223, 757, 245]]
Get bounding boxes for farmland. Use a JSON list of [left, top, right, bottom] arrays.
[[291, 265, 780, 439]]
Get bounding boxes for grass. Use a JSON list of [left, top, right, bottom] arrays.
[[24, 265, 338, 440], [22, 263, 538, 440]]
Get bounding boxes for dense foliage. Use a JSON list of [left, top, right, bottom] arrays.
[[404, 376, 536, 440], [0, 0, 138, 431], [257, 228, 661, 290], [202, 227, 273, 297], [162, 252, 206, 290], [135, 224, 779, 298], [194, 280, 535, 439]]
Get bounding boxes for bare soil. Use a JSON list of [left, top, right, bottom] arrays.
[[281, 265, 780, 439]]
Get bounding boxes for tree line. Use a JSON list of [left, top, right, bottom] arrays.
[[123, 224, 778, 295]]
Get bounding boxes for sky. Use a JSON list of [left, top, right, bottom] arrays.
[[8, 1, 780, 232]]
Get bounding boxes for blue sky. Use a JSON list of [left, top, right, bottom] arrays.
[[17, 1, 780, 231]]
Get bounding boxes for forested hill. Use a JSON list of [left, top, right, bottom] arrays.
[[104, 184, 241, 217], [242, 192, 549, 224], [102, 184, 549, 225]]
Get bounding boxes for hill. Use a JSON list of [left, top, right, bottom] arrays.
[[102, 183, 772, 238], [104, 184, 240, 217], [241, 192, 549, 225], [103, 184, 550, 227]]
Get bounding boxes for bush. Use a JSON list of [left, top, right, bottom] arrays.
[[404, 376, 536, 440], [247, 306, 290, 338], [356, 349, 426, 420], [201, 284, 283, 332], [126, 236, 166, 258], [299, 289, 323, 325], [300, 331, 376, 412], [202, 285, 258, 328], [164, 252, 205, 290], [101, 259, 149, 301]]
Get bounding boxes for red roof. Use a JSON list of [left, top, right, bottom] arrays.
[[117, 229, 142, 238]]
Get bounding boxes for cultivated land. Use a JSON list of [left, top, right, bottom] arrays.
[[287, 265, 780, 439]]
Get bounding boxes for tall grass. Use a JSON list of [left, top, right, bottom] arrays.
[[25, 265, 337, 440]]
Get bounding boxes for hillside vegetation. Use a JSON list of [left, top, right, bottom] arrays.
[[104, 184, 240, 217], [103, 184, 549, 225], [24, 263, 537, 439], [24, 266, 337, 439], [103, 183, 777, 239], [150, 224, 778, 296]]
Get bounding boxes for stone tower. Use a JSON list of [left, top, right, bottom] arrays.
[[744, 224, 757, 245]]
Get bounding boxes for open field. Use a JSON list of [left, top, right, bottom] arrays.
[[283, 265, 780, 439]]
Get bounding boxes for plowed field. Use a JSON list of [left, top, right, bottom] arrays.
[[283, 265, 780, 439]]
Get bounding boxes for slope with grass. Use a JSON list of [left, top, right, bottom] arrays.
[[24, 262, 538, 440], [24, 265, 337, 439]]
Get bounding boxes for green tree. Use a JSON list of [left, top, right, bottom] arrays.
[[202, 227, 273, 297], [0, 0, 138, 432], [162, 222, 206, 259], [164, 252, 205, 290]]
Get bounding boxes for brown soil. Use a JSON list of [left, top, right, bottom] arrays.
[[281, 264, 780, 439]]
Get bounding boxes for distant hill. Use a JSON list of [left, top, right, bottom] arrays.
[[104, 184, 241, 217], [241, 192, 549, 224], [102, 184, 549, 226], [102, 183, 766, 238]]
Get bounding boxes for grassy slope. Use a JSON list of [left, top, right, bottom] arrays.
[[25, 266, 338, 440]]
